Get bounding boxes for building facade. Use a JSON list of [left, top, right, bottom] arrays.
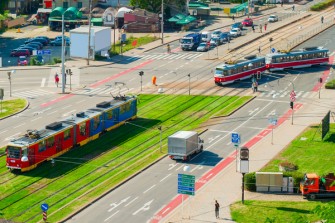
[[43, 0, 130, 9]]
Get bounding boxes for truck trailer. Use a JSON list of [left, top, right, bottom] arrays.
[[168, 131, 204, 161], [180, 33, 201, 51], [300, 173, 335, 200]]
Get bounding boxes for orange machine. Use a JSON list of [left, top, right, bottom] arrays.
[[300, 173, 335, 200]]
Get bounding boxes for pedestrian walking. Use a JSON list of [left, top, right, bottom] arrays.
[[54, 73, 59, 88], [252, 24, 255, 32], [259, 24, 262, 33], [215, 200, 220, 219], [254, 81, 258, 92], [252, 81, 258, 92], [264, 23, 267, 32], [321, 16, 324, 24], [258, 46, 261, 54], [232, 15, 235, 22], [167, 43, 171, 53], [292, 5, 295, 11]]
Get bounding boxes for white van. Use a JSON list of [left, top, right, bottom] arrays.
[[201, 31, 212, 42]]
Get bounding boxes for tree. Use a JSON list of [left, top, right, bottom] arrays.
[[130, 0, 186, 14], [0, 0, 10, 14], [314, 202, 335, 223]]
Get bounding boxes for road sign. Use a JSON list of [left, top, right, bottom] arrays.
[[231, 132, 240, 144], [271, 48, 276, 53], [178, 174, 195, 196], [121, 33, 126, 43], [41, 203, 49, 212], [290, 90, 296, 102], [37, 50, 51, 55]]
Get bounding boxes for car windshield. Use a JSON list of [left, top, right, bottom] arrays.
[[213, 31, 220, 35], [181, 38, 192, 44], [231, 30, 237, 33], [19, 57, 26, 61], [199, 43, 206, 47], [214, 69, 223, 76], [270, 16, 276, 18]]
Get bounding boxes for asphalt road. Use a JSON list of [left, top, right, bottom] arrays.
[[63, 27, 335, 223]]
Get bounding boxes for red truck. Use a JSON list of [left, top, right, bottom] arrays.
[[300, 173, 335, 200]]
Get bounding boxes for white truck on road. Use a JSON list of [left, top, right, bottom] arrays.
[[168, 131, 204, 161]]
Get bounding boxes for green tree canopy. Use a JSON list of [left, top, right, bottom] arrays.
[[130, 0, 186, 14], [0, 0, 10, 14]]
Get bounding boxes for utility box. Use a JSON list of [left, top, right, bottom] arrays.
[[70, 26, 111, 59], [256, 172, 283, 192]]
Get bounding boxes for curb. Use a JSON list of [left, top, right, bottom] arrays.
[[0, 98, 30, 121]]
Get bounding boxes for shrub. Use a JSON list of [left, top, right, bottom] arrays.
[[29, 57, 36, 65], [245, 172, 256, 191], [53, 57, 61, 64], [279, 161, 298, 171], [310, 0, 335, 11], [325, 80, 335, 89]]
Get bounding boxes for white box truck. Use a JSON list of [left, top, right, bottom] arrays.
[[168, 131, 204, 161]]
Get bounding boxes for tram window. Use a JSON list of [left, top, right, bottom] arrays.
[[64, 129, 71, 141], [223, 70, 228, 76], [215, 70, 224, 76], [93, 116, 100, 130], [297, 55, 302, 60], [7, 146, 20, 159], [227, 70, 232, 76], [308, 54, 313, 59], [302, 54, 308, 60], [46, 137, 55, 149], [39, 141, 46, 152], [79, 122, 87, 136], [107, 110, 113, 119]]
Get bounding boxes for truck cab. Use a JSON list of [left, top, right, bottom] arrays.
[[180, 33, 201, 51], [300, 173, 335, 199]]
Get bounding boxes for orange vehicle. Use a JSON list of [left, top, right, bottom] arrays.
[[300, 173, 335, 200]]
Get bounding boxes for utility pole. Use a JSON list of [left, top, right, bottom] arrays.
[[161, 0, 164, 44], [61, 13, 65, 94], [87, 0, 92, 65], [113, 17, 116, 52]]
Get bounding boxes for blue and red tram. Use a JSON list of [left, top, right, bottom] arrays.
[[6, 96, 137, 172], [214, 55, 266, 86], [265, 47, 329, 71]]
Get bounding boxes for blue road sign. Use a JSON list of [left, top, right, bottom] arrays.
[[37, 50, 51, 55], [178, 174, 195, 196], [41, 203, 49, 212], [231, 133, 240, 144], [271, 48, 276, 53], [121, 33, 126, 43]]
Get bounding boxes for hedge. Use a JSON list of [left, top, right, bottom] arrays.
[[310, 0, 335, 11]]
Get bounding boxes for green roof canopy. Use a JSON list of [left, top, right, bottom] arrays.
[[168, 14, 187, 22], [188, 2, 209, 8], [50, 7, 65, 18], [64, 7, 82, 20], [176, 15, 197, 25], [91, 18, 103, 26]]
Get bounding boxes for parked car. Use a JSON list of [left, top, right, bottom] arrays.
[[220, 32, 231, 42], [25, 37, 48, 45], [230, 28, 242, 37], [197, 42, 210, 52], [29, 42, 43, 49], [210, 38, 219, 47], [211, 30, 222, 38], [268, 15, 279, 22], [50, 38, 71, 46], [242, 18, 253, 26], [231, 22, 243, 30], [36, 36, 50, 43], [54, 35, 70, 41], [18, 56, 28, 66], [17, 47, 34, 55], [25, 43, 40, 50], [10, 49, 30, 57]]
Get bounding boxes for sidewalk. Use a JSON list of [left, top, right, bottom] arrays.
[[162, 89, 335, 223]]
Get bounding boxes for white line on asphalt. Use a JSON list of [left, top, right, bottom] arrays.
[[162, 207, 170, 215], [0, 130, 8, 135], [241, 126, 264, 130], [61, 105, 72, 110], [14, 123, 25, 129], [31, 117, 42, 122], [47, 110, 58, 115], [75, 99, 86, 104], [143, 185, 156, 194], [41, 78, 46, 87], [206, 101, 274, 150], [125, 197, 138, 207], [104, 210, 119, 222], [208, 129, 230, 133], [176, 164, 185, 171], [205, 173, 213, 179], [160, 173, 171, 182], [4, 133, 21, 142], [168, 163, 177, 170]]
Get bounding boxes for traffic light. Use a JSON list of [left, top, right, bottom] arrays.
[[139, 71, 144, 76], [240, 147, 249, 160], [256, 71, 261, 79], [68, 69, 73, 76], [290, 101, 294, 109]]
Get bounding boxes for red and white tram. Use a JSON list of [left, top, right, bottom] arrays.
[[214, 55, 266, 86], [266, 47, 329, 71]]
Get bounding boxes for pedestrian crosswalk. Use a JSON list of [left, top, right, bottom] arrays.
[[126, 53, 203, 61], [257, 90, 315, 99], [72, 87, 133, 96], [12, 89, 53, 99]]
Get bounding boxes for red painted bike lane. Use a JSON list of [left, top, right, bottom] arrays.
[[151, 103, 303, 223], [40, 60, 154, 107], [312, 56, 334, 92]]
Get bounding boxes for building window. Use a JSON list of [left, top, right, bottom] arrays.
[[77, 2, 83, 8]]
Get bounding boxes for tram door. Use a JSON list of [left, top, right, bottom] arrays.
[[56, 136, 62, 153], [28, 147, 35, 166], [113, 108, 119, 125]]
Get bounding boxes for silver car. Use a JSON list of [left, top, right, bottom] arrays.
[[268, 15, 279, 23], [197, 42, 210, 52]]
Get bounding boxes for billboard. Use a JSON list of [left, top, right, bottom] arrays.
[[321, 111, 330, 140]]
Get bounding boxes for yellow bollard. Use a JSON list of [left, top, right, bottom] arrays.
[[152, 76, 157, 85]]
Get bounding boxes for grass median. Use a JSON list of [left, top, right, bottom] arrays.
[[0, 94, 252, 222], [0, 98, 27, 119], [231, 123, 335, 222]]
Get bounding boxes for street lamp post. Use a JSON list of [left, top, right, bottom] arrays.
[[61, 13, 66, 94], [187, 74, 191, 95], [7, 70, 15, 97], [87, 0, 92, 65], [161, 0, 164, 44]]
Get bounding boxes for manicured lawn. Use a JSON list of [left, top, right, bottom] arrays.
[[0, 98, 27, 119], [110, 35, 158, 56], [231, 200, 326, 223], [0, 94, 251, 222]]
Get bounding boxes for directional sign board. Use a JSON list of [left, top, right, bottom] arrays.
[[178, 174, 195, 196], [231, 132, 240, 145], [41, 203, 49, 212], [37, 50, 51, 55]]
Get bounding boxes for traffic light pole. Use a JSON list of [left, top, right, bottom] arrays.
[[242, 173, 245, 204]]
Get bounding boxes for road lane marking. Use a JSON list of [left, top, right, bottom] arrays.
[[143, 185, 156, 194], [108, 197, 130, 212], [4, 133, 21, 141], [162, 207, 170, 215], [47, 110, 58, 115], [0, 130, 8, 135], [160, 173, 171, 182], [14, 124, 25, 129], [168, 163, 177, 170], [62, 110, 76, 117], [41, 78, 46, 87], [132, 199, 153, 215], [31, 117, 42, 122], [125, 197, 138, 207], [176, 164, 185, 171], [104, 210, 119, 222]]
